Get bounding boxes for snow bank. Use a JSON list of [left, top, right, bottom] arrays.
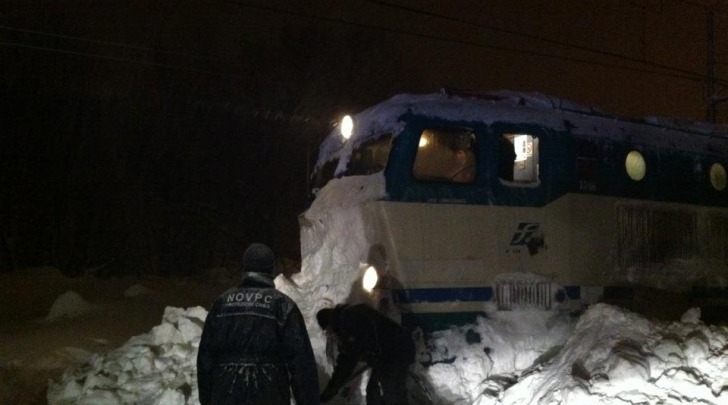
[[277, 172, 387, 372], [47, 306, 207, 405]]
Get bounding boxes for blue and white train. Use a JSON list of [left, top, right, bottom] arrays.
[[305, 89, 728, 330]]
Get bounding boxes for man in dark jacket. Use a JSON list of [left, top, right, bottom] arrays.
[[197, 243, 319, 405], [316, 303, 415, 405]]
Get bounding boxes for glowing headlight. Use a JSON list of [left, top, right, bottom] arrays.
[[362, 266, 378, 292], [340, 115, 353, 139]]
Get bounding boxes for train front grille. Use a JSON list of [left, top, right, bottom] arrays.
[[496, 280, 552, 310]]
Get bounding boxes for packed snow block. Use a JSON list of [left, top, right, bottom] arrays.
[[45, 290, 94, 320], [177, 315, 203, 343], [183, 306, 208, 324], [47, 306, 207, 405], [153, 389, 186, 405], [129, 347, 155, 374], [123, 284, 153, 298], [81, 372, 115, 391], [150, 323, 185, 346], [161, 306, 185, 324], [46, 379, 82, 404], [681, 307, 701, 324]]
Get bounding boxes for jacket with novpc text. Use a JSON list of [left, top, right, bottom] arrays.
[[197, 275, 319, 405]]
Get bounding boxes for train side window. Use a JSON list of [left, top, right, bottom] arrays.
[[499, 133, 539, 184], [710, 163, 727, 191], [625, 150, 646, 181], [413, 128, 477, 183]]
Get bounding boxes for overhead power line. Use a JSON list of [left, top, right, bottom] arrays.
[[0, 24, 200, 59], [222, 1, 725, 86], [0, 41, 240, 78], [0, 24, 241, 78], [362, 0, 710, 81], [2, 3, 725, 87]]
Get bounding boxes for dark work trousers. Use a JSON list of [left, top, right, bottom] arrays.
[[365, 358, 411, 405]]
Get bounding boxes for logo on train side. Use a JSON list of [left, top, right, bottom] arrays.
[[510, 223, 540, 245], [508, 222, 546, 255]]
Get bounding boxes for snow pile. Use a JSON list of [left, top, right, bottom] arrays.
[[45, 291, 95, 321], [414, 309, 576, 404], [43, 294, 728, 404], [495, 304, 728, 405], [47, 306, 207, 405], [402, 303, 728, 405]]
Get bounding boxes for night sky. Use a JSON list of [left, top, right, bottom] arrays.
[[1, 0, 726, 276]]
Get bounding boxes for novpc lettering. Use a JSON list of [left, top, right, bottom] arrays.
[[226, 292, 273, 304]]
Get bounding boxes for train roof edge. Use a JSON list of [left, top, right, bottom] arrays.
[[316, 89, 728, 169]]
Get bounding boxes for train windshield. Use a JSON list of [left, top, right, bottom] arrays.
[[413, 128, 477, 183], [348, 134, 393, 176], [311, 134, 393, 196]]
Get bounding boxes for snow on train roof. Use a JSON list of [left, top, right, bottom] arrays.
[[316, 89, 728, 170]]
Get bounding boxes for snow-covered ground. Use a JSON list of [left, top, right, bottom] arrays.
[[0, 268, 226, 404], [9, 270, 726, 405]]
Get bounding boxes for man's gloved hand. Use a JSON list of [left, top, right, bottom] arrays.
[[320, 385, 338, 403]]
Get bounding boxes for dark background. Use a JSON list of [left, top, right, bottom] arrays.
[[1, 0, 726, 277]]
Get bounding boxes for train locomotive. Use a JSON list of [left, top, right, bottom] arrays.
[[304, 89, 728, 330]]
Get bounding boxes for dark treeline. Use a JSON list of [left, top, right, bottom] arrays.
[[0, 2, 401, 277]]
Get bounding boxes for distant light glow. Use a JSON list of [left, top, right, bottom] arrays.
[[362, 266, 378, 292], [340, 115, 353, 139], [419, 136, 429, 147]]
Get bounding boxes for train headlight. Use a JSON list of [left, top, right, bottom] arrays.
[[340, 115, 354, 140], [710, 163, 726, 191], [362, 266, 379, 293], [625, 150, 646, 181]]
